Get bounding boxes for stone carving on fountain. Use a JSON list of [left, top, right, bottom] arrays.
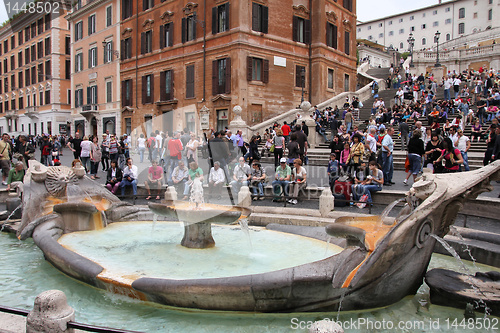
[[15, 159, 500, 313]]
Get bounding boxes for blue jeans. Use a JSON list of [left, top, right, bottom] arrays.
[[230, 180, 248, 198], [346, 122, 352, 133], [120, 178, 137, 195], [351, 184, 382, 203], [251, 182, 264, 196], [272, 180, 289, 198], [443, 89, 450, 101], [138, 147, 145, 163], [460, 151, 470, 172], [382, 152, 393, 183]]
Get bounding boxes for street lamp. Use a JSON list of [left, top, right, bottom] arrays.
[[434, 31, 441, 67], [407, 32, 415, 68], [300, 68, 306, 103]]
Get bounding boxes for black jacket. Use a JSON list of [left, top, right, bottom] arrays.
[[106, 167, 123, 185]]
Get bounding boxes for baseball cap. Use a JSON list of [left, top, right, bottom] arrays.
[[280, 157, 287, 163]]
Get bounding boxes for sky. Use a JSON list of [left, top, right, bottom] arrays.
[[357, 0, 450, 22], [0, 0, 448, 34]]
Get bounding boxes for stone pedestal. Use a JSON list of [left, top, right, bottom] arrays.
[[228, 105, 250, 142], [181, 222, 215, 248], [432, 66, 445, 84], [26, 290, 75, 333], [164, 186, 177, 201], [319, 187, 334, 216], [238, 185, 252, 208]]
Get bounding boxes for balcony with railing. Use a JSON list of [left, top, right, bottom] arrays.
[[80, 104, 99, 120], [25, 106, 39, 118]]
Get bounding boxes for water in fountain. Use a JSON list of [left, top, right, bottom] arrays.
[[189, 178, 204, 207], [238, 218, 253, 251], [67, 183, 92, 203], [379, 198, 406, 224], [430, 234, 491, 316], [449, 226, 478, 271]]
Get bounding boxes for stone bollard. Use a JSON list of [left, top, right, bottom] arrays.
[[165, 186, 177, 201], [27, 290, 75, 333], [319, 187, 335, 217], [309, 319, 344, 333], [238, 185, 252, 208]]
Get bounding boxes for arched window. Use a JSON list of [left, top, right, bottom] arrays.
[[458, 23, 465, 34], [400, 42, 404, 49], [458, 8, 465, 19], [446, 33, 451, 41], [422, 38, 426, 45]]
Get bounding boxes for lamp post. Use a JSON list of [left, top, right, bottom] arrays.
[[300, 68, 305, 103], [434, 31, 441, 67], [407, 33, 415, 68]]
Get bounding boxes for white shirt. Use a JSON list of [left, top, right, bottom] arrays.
[[209, 167, 226, 184], [444, 78, 453, 90], [137, 137, 146, 149], [123, 165, 138, 180], [455, 135, 469, 151], [366, 134, 377, 153], [155, 134, 163, 149]]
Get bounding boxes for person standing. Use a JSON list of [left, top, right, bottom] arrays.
[[90, 136, 102, 179], [344, 108, 353, 133], [67, 132, 82, 160], [16, 135, 35, 169], [101, 133, 110, 171], [80, 136, 92, 174], [281, 121, 291, 146], [273, 129, 285, 167], [137, 134, 147, 163], [168, 131, 184, 172], [0, 133, 12, 185], [454, 129, 471, 171], [40, 135, 52, 167], [404, 130, 425, 185], [398, 119, 410, 151], [147, 133, 156, 162], [381, 126, 395, 186]]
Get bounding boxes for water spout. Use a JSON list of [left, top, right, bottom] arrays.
[[379, 198, 406, 224], [238, 218, 253, 251]]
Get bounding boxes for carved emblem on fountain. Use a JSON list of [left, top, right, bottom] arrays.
[[45, 167, 79, 197]]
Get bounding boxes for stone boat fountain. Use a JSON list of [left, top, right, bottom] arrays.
[[16, 160, 500, 312]]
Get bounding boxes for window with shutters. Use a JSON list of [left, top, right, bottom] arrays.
[[182, 15, 197, 43], [31, 66, 36, 84], [45, 14, 51, 30], [106, 6, 112, 27], [45, 60, 51, 78], [38, 19, 43, 35], [3, 59, 6, 74], [44, 37, 50, 56], [122, 0, 133, 19], [121, 38, 132, 59], [10, 75, 15, 90], [25, 27, 30, 42], [326, 23, 337, 49], [19, 96, 23, 110], [37, 41, 43, 59], [75, 88, 84, 107], [3, 40, 7, 53], [89, 47, 97, 68], [37, 64, 43, 82], [143, 0, 154, 11], [296, 65, 305, 88], [18, 31, 22, 46], [106, 80, 112, 103], [25, 69, 30, 86], [39, 91, 43, 106], [10, 55, 15, 71], [160, 23, 173, 48], [488, 9, 492, 21], [142, 74, 154, 104], [343, 0, 352, 12], [75, 22, 83, 41], [122, 79, 133, 106], [247, 57, 269, 83], [45, 90, 51, 105], [75, 53, 83, 72], [88, 15, 96, 35], [104, 41, 113, 63], [141, 31, 152, 54], [11, 36, 15, 51], [65, 36, 70, 55], [88, 85, 98, 105], [293, 16, 310, 44], [160, 70, 174, 101], [18, 71, 23, 88], [344, 74, 349, 92], [186, 64, 195, 99], [65, 60, 70, 79], [327, 68, 334, 90], [252, 3, 268, 33], [213, 58, 231, 95], [31, 44, 36, 61], [212, 3, 229, 34]]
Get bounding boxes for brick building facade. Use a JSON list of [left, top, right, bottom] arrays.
[[120, 0, 356, 136], [0, 2, 72, 136]]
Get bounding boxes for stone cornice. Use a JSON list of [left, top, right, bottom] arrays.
[[65, 0, 113, 22]]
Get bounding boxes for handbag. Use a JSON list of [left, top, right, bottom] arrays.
[[269, 144, 275, 153]]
